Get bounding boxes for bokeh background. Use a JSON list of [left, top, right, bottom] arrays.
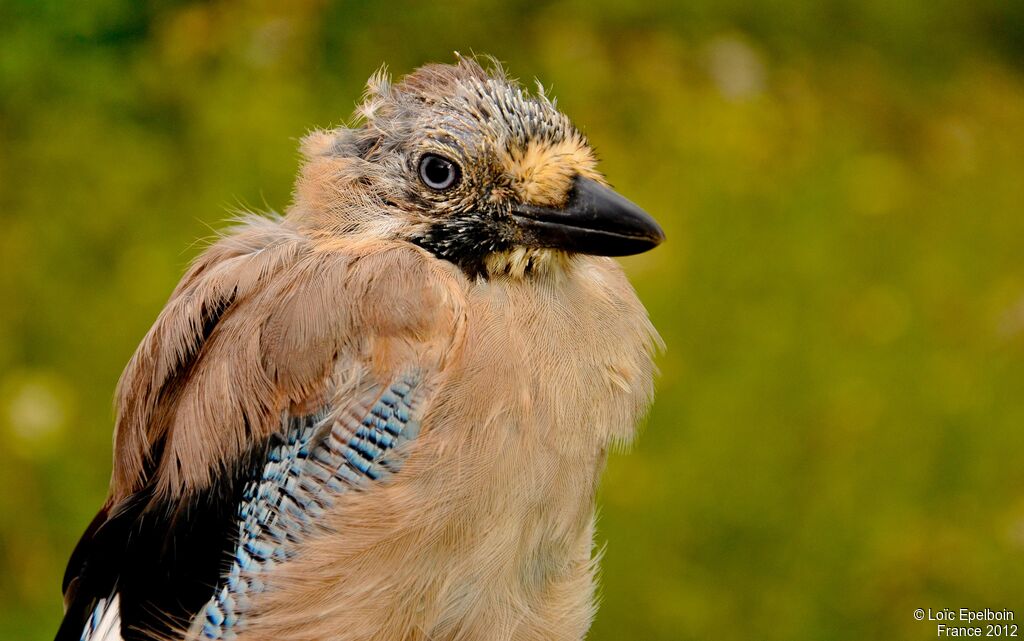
[[3, 1, 1024, 639]]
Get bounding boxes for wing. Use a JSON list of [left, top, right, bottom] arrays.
[[190, 374, 427, 640], [56, 217, 462, 641], [58, 377, 429, 641]]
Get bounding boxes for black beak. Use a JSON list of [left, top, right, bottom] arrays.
[[510, 176, 665, 256]]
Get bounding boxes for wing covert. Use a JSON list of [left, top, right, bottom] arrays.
[[193, 372, 426, 640]]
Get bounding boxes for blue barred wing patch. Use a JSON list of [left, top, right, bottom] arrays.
[[193, 374, 423, 640]]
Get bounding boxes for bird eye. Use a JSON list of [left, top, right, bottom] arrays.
[[418, 154, 460, 191]]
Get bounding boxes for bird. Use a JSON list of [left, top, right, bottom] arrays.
[[56, 56, 664, 641]]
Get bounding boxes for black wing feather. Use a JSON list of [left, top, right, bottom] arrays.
[[55, 437, 272, 641]]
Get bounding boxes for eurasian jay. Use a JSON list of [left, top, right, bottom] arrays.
[[57, 57, 664, 641]]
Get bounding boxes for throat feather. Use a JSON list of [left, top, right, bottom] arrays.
[[484, 248, 569, 279]]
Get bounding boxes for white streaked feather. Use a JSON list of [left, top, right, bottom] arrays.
[[81, 594, 122, 641]]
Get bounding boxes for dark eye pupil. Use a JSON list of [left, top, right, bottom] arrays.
[[419, 155, 458, 190], [425, 159, 450, 184]]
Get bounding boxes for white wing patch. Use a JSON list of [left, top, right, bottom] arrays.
[[81, 594, 123, 641]]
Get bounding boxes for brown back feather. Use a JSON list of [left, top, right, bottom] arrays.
[[111, 215, 465, 501]]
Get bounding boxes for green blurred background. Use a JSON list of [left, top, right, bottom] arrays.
[[2, 1, 1024, 639]]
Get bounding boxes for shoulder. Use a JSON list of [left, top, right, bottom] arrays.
[[112, 216, 465, 500], [271, 237, 467, 342]]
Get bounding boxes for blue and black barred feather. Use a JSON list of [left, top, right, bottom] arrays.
[[57, 374, 423, 641], [196, 375, 422, 639]]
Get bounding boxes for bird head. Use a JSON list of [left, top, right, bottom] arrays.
[[293, 56, 665, 278]]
